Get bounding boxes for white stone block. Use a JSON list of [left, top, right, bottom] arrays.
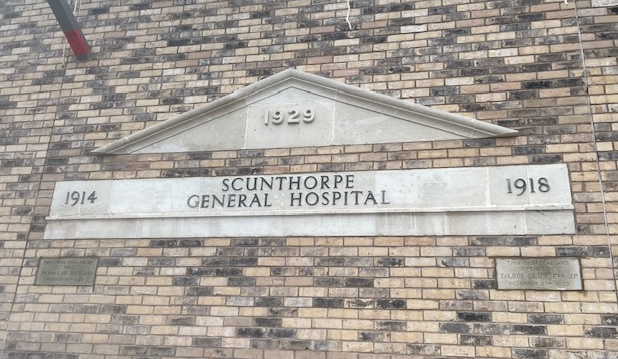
[[45, 165, 575, 239]]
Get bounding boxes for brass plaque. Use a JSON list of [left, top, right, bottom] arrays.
[[496, 257, 582, 290], [35, 258, 98, 286]]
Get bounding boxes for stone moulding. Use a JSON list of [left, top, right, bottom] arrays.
[[91, 69, 518, 155]]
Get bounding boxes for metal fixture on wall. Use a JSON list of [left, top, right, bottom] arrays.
[[46, 0, 89, 60]]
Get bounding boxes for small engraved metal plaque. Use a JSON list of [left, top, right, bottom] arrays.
[[496, 257, 582, 290], [35, 258, 98, 286]]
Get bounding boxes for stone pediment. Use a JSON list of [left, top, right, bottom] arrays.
[[92, 69, 517, 154]]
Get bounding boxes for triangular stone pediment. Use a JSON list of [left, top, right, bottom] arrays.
[[92, 69, 517, 155]]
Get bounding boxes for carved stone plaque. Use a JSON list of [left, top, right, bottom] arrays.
[[45, 164, 575, 239], [496, 257, 582, 290], [92, 69, 517, 155], [35, 258, 98, 286]]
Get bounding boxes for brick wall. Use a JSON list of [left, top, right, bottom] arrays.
[[1, 0, 617, 358]]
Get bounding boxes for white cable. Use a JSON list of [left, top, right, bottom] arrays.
[[346, 0, 352, 30], [573, 0, 618, 303]]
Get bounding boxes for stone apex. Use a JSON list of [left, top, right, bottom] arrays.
[[92, 68, 518, 155]]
